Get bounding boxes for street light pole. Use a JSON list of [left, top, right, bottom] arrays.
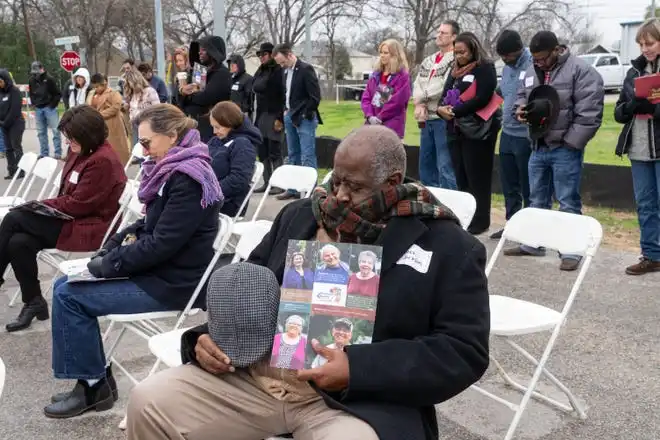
[[214, 0, 226, 42], [154, 0, 166, 78]]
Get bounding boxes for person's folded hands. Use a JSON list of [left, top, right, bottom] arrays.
[[633, 97, 656, 115], [297, 339, 349, 391], [86, 257, 104, 278]]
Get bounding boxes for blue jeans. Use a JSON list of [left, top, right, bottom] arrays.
[[419, 119, 456, 189], [522, 146, 584, 260], [51, 276, 170, 380], [0, 129, 5, 153], [284, 113, 318, 194], [631, 160, 660, 261], [499, 132, 532, 220], [35, 107, 62, 157]]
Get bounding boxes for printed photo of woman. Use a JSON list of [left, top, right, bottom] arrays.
[[347, 250, 381, 297], [282, 251, 315, 290], [270, 314, 308, 370]]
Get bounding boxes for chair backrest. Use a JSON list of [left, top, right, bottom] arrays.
[[251, 165, 318, 221], [124, 143, 145, 181], [173, 214, 234, 329], [427, 187, 477, 231], [0, 356, 4, 398], [20, 157, 59, 201], [3, 152, 38, 200], [100, 182, 139, 247], [233, 161, 265, 222], [321, 170, 333, 185], [486, 208, 603, 314], [231, 222, 271, 262], [46, 170, 63, 199]]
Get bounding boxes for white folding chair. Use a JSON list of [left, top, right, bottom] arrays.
[[427, 187, 477, 231], [104, 213, 234, 386], [148, 221, 272, 371], [0, 152, 39, 206], [472, 208, 602, 440], [0, 356, 5, 398], [46, 170, 63, 198], [232, 165, 317, 237], [321, 170, 333, 185], [233, 161, 265, 222], [0, 156, 57, 212]]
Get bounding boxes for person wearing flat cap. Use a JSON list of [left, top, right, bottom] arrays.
[[126, 124, 490, 440], [507, 30, 604, 272]]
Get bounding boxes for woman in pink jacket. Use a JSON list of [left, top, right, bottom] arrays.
[[361, 39, 412, 139]]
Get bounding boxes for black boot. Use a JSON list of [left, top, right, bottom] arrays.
[[51, 364, 118, 403], [6, 296, 49, 332], [254, 160, 272, 194], [44, 378, 114, 419], [268, 157, 285, 195]]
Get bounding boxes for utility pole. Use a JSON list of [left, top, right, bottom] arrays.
[[214, 0, 226, 42], [154, 0, 166, 78], [20, 0, 36, 60], [304, 0, 312, 60]]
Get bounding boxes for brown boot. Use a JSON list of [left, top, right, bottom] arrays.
[[625, 257, 660, 275]]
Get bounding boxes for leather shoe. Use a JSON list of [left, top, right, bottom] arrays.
[[253, 183, 268, 194], [44, 378, 114, 418], [6, 296, 49, 332], [269, 187, 285, 195], [276, 191, 300, 201], [51, 364, 118, 403]]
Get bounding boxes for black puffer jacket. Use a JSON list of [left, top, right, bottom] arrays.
[[179, 36, 233, 142], [228, 54, 253, 114], [0, 69, 23, 129], [614, 54, 660, 159]]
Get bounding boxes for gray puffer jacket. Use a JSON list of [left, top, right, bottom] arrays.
[[515, 47, 604, 150]]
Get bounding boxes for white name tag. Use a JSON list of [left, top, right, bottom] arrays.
[[519, 71, 526, 80], [69, 171, 79, 184], [525, 76, 534, 87], [396, 244, 432, 274], [231, 83, 239, 91], [157, 183, 166, 197], [463, 74, 475, 83], [1, 97, 7, 102]]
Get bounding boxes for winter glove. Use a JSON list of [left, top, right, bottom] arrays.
[[368, 116, 382, 125], [86, 257, 105, 279], [632, 97, 656, 115]]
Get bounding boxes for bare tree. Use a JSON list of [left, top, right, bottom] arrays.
[[354, 26, 403, 55]]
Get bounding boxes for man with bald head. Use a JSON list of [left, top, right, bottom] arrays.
[[126, 125, 490, 440]]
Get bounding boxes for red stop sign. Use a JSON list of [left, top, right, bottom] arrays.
[[60, 51, 81, 72]]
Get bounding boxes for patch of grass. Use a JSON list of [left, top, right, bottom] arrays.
[[317, 101, 627, 167]]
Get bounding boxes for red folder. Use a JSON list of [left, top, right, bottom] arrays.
[[633, 74, 660, 119], [460, 81, 503, 120]]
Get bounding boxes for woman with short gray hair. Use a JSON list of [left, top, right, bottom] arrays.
[[347, 250, 380, 296]]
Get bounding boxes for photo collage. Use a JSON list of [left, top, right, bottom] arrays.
[[270, 239, 383, 370]]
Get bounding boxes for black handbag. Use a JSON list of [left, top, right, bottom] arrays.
[[456, 114, 493, 140]]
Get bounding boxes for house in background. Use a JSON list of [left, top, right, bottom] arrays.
[[620, 20, 644, 63]]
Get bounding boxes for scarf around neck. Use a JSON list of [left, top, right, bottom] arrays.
[[138, 129, 223, 208], [451, 61, 478, 79], [311, 180, 459, 244]]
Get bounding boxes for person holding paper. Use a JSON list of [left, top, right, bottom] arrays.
[[44, 104, 222, 419], [361, 38, 412, 139], [125, 125, 490, 440], [2, 105, 127, 333], [506, 31, 604, 271], [438, 32, 501, 235], [614, 18, 660, 275]]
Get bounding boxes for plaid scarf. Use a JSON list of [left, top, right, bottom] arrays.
[[311, 180, 460, 244]]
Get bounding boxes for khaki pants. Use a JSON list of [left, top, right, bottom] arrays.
[[127, 364, 379, 440]]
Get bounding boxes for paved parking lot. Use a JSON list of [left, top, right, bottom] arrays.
[[0, 131, 657, 440]]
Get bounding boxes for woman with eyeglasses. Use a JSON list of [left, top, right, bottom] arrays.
[[2, 105, 127, 333], [45, 104, 224, 419]]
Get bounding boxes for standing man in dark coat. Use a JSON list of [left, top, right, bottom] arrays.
[[0, 69, 25, 179], [228, 54, 253, 117], [28, 61, 62, 159], [252, 42, 286, 194], [178, 36, 232, 142]]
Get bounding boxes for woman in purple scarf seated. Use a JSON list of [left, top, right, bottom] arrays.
[[44, 104, 223, 419]]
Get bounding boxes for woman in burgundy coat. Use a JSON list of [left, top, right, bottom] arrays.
[[2, 105, 127, 332]]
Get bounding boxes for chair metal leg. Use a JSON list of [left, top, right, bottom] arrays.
[[8, 288, 20, 307]]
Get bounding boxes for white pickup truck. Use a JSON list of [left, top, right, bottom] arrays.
[[578, 53, 630, 91]]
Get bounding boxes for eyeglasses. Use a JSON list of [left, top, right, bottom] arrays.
[[138, 136, 154, 150]]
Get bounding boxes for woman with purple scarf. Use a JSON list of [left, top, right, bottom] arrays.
[[45, 104, 223, 419]]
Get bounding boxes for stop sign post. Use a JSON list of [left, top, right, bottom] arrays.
[[60, 51, 81, 73]]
